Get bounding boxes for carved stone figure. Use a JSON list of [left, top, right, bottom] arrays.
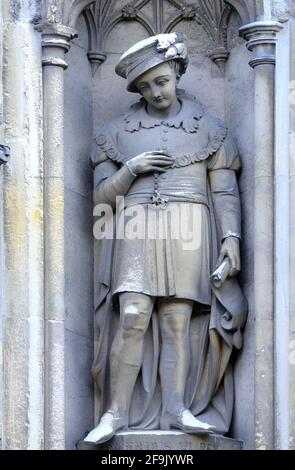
[[0, 144, 10, 165], [84, 32, 247, 445]]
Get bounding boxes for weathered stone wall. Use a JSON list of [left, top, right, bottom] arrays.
[[224, 12, 255, 449], [64, 13, 94, 450], [1, 0, 44, 449], [0, 3, 4, 444]]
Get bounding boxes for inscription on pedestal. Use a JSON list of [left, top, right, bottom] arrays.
[[78, 431, 243, 451]]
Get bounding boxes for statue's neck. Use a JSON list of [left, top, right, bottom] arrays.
[[146, 98, 181, 120]]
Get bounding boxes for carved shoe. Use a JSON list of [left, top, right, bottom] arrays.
[[160, 408, 216, 434], [83, 410, 128, 445]]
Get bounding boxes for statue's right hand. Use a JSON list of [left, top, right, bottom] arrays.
[[127, 151, 173, 175]]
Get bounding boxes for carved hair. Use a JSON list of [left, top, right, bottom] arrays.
[[168, 60, 183, 81]]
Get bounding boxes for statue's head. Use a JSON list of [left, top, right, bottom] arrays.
[[132, 61, 181, 112], [115, 32, 188, 93]]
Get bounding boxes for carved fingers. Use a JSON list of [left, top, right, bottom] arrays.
[[128, 151, 173, 174], [217, 236, 241, 277]]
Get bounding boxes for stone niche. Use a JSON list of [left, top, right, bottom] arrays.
[[63, 14, 95, 450], [63, 0, 255, 450]]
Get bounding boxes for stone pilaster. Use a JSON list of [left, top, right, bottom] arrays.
[[274, 19, 293, 450], [288, 19, 295, 451], [239, 21, 283, 450], [36, 22, 76, 450], [2, 15, 44, 449]]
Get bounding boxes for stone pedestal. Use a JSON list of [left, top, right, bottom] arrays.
[[77, 431, 243, 451]]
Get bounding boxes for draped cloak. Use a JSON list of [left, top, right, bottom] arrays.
[[91, 92, 248, 434]]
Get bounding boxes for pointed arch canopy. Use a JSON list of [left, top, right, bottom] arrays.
[[64, 0, 95, 27], [225, 0, 266, 24], [57, 0, 266, 30]]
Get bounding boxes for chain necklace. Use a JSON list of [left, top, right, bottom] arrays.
[[151, 172, 169, 209]]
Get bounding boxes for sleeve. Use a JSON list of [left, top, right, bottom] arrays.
[[208, 129, 241, 240], [91, 123, 136, 208]]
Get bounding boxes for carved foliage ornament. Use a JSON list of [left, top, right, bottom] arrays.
[[122, 4, 138, 19]]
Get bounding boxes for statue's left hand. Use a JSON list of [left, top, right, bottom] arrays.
[[217, 236, 240, 277]]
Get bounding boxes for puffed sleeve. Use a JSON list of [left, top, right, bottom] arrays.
[[91, 122, 136, 208], [208, 128, 241, 240]]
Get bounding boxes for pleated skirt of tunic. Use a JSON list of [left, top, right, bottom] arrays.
[[112, 202, 212, 305]]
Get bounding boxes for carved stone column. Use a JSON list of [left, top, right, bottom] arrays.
[[240, 21, 283, 450], [1, 11, 44, 449], [289, 20, 295, 451], [36, 22, 76, 450], [274, 19, 293, 450]]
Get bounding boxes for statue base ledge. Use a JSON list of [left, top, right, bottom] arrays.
[[77, 431, 243, 451]]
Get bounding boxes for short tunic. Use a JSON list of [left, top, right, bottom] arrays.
[[112, 202, 211, 304], [92, 92, 241, 307]]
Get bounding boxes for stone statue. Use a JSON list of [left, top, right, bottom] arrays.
[[0, 144, 10, 165], [84, 32, 247, 445]]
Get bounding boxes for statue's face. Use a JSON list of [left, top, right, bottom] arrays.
[[135, 62, 178, 111]]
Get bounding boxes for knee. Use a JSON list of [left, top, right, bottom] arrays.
[[160, 312, 190, 340], [120, 301, 151, 337]]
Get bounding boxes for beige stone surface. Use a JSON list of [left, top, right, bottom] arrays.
[[2, 13, 44, 449]]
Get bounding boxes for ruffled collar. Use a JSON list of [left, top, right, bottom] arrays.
[[124, 91, 204, 133]]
